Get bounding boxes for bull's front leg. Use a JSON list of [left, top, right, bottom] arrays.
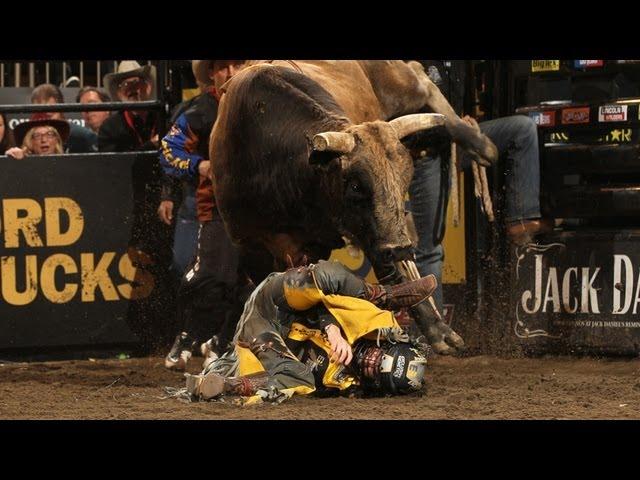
[[393, 260, 464, 355], [406, 61, 498, 167], [410, 301, 465, 355]]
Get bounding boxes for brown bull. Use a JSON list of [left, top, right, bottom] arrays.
[[210, 60, 497, 354]]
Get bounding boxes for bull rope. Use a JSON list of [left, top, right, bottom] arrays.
[[471, 161, 482, 199], [450, 142, 460, 227], [399, 259, 445, 323], [479, 166, 495, 222], [470, 157, 495, 223]]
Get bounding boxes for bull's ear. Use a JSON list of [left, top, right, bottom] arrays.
[[309, 149, 342, 167], [400, 125, 450, 157]]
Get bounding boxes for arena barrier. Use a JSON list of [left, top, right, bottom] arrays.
[[0, 151, 177, 350], [0, 61, 176, 351]]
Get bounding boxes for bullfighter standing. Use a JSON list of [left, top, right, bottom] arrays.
[[159, 60, 250, 370]]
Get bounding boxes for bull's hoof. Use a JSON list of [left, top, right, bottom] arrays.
[[430, 341, 455, 355], [426, 321, 465, 355], [446, 330, 465, 350]]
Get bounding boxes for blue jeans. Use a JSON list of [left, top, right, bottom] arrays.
[[409, 115, 541, 310], [479, 115, 541, 222], [171, 191, 199, 279]]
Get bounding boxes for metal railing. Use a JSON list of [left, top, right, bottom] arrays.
[[0, 101, 162, 114], [0, 151, 158, 159], [0, 60, 169, 150], [0, 61, 154, 89]]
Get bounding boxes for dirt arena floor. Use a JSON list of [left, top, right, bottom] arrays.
[[2, 354, 640, 419]]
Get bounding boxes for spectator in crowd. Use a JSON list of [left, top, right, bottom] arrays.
[[5, 113, 69, 159], [160, 60, 249, 371], [99, 61, 159, 152], [97, 61, 165, 309], [76, 87, 111, 134], [155, 63, 207, 279], [0, 112, 16, 154], [157, 60, 243, 278], [31, 83, 98, 153]]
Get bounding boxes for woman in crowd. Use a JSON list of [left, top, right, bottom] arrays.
[[5, 113, 69, 159]]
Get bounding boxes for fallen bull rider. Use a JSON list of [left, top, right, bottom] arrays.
[[181, 260, 437, 405]]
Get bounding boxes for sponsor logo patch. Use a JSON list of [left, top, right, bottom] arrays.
[[548, 131, 570, 143], [531, 60, 560, 72], [393, 355, 406, 378], [529, 111, 556, 127], [599, 128, 633, 143], [599, 105, 628, 122], [562, 107, 590, 124], [574, 60, 604, 68]]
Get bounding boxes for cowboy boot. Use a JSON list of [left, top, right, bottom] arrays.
[[365, 274, 438, 310], [506, 218, 554, 246], [186, 371, 271, 400]]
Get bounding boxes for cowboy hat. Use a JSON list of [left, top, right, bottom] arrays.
[[13, 113, 70, 147], [192, 60, 215, 87], [192, 60, 248, 88], [103, 60, 157, 101]]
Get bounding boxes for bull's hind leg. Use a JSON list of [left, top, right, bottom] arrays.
[[403, 61, 498, 166]]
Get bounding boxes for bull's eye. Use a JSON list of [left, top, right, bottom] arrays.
[[344, 174, 369, 202]]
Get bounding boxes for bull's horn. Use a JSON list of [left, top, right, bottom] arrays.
[[389, 113, 446, 139], [312, 132, 355, 153]]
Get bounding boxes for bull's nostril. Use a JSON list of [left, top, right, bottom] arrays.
[[381, 249, 395, 263], [380, 245, 414, 263], [395, 246, 414, 262]]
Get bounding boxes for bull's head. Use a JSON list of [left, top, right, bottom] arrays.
[[310, 113, 445, 283]]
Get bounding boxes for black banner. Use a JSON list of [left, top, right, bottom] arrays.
[[0, 153, 175, 349], [512, 231, 640, 354]]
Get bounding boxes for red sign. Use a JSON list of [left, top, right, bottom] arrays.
[[575, 60, 604, 68], [562, 107, 590, 124]]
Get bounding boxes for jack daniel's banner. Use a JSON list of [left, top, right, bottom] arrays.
[[514, 232, 640, 353]]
